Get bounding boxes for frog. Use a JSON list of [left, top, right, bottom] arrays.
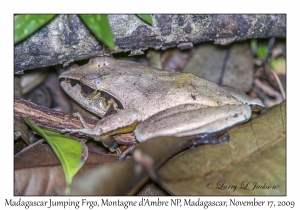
[[59, 56, 264, 153]]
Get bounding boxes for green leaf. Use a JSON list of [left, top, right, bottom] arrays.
[[80, 14, 115, 49], [14, 14, 57, 44], [270, 57, 286, 73], [136, 14, 153, 25], [23, 119, 86, 194], [250, 39, 257, 55], [256, 45, 268, 59]]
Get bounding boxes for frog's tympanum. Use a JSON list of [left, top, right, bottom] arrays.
[[59, 57, 264, 152]]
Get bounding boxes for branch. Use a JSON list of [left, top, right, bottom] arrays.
[[14, 96, 137, 145], [14, 14, 286, 74]]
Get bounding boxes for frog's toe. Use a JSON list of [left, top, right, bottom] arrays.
[[61, 128, 80, 134], [69, 129, 82, 134], [73, 112, 81, 118], [118, 145, 135, 162], [73, 113, 91, 128], [61, 129, 72, 134]]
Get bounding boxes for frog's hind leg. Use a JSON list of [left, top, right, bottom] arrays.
[[61, 112, 103, 136], [135, 103, 209, 142], [118, 145, 135, 161], [135, 104, 251, 142]]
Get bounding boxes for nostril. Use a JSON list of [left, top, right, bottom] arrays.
[[58, 77, 65, 83], [59, 77, 79, 87]]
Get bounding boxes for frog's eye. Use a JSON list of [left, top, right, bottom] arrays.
[[81, 84, 96, 95]]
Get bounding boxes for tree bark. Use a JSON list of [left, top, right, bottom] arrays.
[[14, 14, 286, 74]]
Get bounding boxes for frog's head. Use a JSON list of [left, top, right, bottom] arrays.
[[59, 56, 123, 117]]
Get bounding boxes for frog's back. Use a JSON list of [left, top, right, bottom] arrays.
[[102, 60, 241, 119]]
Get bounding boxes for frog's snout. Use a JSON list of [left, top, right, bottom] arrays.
[[248, 98, 265, 112]]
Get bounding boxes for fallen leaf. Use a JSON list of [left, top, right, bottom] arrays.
[[184, 44, 226, 83], [157, 101, 286, 195], [14, 141, 118, 195], [24, 119, 88, 194], [137, 182, 168, 196], [184, 43, 254, 92], [14, 139, 28, 155], [70, 136, 191, 195], [14, 118, 29, 145], [161, 48, 194, 71]]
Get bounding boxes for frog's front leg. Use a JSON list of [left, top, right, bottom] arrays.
[[135, 104, 251, 142], [61, 109, 142, 153], [61, 113, 101, 136]]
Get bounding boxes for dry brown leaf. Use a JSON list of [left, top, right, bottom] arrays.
[[14, 118, 29, 145], [157, 101, 286, 195], [14, 141, 119, 195], [137, 182, 168, 196], [161, 48, 194, 71], [184, 44, 226, 83], [184, 42, 254, 92], [222, 43, 254, 92], [70, 136, 191, 195]]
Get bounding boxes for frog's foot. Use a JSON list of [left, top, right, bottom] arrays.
[[61, 113, 88, 134], [61, 128, 93, 136], [101, 136, 121, 154], [192, 133, 230, 146], [72, 112, 91, 129], [118, 145, 136, 162], [61, 112, 103, 137]]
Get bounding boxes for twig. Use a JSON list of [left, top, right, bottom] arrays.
[[14, 96, 137, 145]]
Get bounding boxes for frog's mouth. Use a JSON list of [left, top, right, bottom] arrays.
[[59, 77, 124, 116]]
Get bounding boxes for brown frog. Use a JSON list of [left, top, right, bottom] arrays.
[[59, 57, 264, 152]]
